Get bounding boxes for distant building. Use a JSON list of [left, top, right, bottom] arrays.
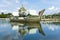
[[18, 4, 28, 17]]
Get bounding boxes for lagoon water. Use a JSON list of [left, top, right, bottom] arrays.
[[0, 19, 60, 40]]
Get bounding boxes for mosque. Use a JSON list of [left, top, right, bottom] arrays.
[[10, 4, 45, 22], [18, 4, 30, 17]]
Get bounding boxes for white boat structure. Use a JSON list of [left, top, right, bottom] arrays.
[[10, 9, 45, 23], [10, 5, 45, 23]]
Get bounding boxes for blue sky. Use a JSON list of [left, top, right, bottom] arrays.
[[0, 0, 60, 15]]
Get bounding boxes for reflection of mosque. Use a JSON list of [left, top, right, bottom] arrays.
[[11, 22, 45, 36]]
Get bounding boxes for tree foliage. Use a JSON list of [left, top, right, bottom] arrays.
[[0, 12, 13, 18]]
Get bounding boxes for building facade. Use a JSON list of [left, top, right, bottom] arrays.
[[18, 5, 27, 17]]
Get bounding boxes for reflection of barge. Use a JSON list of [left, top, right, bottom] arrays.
[[10, 9, 45, 23], [11, 22, 45, 36]]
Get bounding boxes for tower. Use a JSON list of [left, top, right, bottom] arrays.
[[18, 4, 27, 17]]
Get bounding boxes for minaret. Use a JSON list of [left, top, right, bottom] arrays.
[[21, 4, 24, 7]]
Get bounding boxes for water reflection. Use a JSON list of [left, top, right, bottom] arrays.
[[1, 19, 60, 40], [11, 22, 45, 36], [41, 22, 60, 31], [0, 19, 13, 40]]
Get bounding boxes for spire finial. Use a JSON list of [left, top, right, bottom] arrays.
[[22, 4, 24, 7]]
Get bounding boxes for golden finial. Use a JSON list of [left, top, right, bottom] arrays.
[[21, 4, 24, 7]]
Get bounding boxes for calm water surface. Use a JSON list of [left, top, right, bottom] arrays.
[[0, 19, 60, 40]]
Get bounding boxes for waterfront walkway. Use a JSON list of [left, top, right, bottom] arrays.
[[41, 19, 60, 22]]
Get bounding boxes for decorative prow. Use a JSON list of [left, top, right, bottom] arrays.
[[38, 9, 45, 20]]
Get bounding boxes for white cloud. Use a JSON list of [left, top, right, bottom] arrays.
[[0, 0, 12, 7], [0, 4, 7, 7], [29, 28, 37, 34], [17, 7, 20, 10], [12, 25, 19, 31], [1, 10, 7, 12], [12, 11, 19, 16], [16, 0, 19, 3], [3, 0, 12, 5], [20, 1, 28, 7], [28, 10, 38, 15], [48, 6, 59, 11], [46, 24, 58, 31], [44, 6, 60, 15], [48, 6, 55, 10]]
